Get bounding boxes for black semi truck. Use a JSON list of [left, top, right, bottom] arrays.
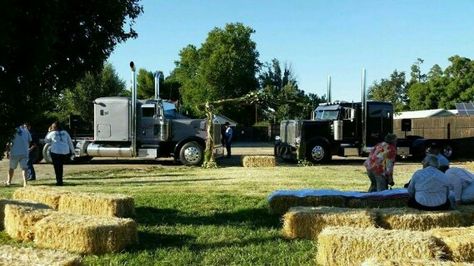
[[274, 71, 454, 163]]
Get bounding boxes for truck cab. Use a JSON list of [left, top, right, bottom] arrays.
[[275, 101, 393, 163]]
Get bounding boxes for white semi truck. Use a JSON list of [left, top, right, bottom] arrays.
[[43, 62, 221, 166]]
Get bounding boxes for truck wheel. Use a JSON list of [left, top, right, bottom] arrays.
[[179, 141, 204, 166], [306, 141, 330, 163], [442, 144, 454, 159], [42, 143, 53, 164]]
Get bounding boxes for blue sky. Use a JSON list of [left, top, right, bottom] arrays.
[[109, 0, 474, 101]]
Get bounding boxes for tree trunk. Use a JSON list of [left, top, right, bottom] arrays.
[[202, 102, 217, 168]]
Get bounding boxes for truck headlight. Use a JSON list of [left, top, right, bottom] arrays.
[[275, 136, 281, 141], [295, 137, 301, 145]]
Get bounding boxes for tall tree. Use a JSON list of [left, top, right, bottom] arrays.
[[172, 23, 260, 124], [368, 70, 408, 112], [0, 0, 142, 156], [137, 69, 155, 99], [52, 63, 126, 127]]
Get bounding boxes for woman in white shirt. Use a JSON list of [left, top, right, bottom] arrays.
[[407, 155, 454, 210], [44, 122, 75, 186]]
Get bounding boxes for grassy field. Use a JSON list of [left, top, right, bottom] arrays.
[[1, 159, 473, 265]]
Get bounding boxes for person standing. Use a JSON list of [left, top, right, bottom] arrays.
[[5, 125, 32, 187], [224, 122, 233, 158], [24, 122, 39, 181], [407, 155, 455, 210], [44, 121, 75, 186], [363, 133, 397, 192]]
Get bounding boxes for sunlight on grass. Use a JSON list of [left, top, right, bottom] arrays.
[[0, 161, 472, 265]]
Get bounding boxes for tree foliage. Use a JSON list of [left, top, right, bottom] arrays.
[[0, 0, 142, 156], [171, 23, 260, 124], [51, 63, 126, 128], [368, 70, 408, 112], [259, 59, 325, 121]]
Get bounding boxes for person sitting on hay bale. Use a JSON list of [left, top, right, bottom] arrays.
[[364, 133, 397, 192], [445, 167, 474, 205], [407, 155, 456, 211]]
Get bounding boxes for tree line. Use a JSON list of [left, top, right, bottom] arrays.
[[368, 56, 474, 112]]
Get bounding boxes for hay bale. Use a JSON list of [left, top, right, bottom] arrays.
[[458, 205, 474, 226], [0, 199, 51, 230], [242, 156, 276, 167], [282, 206, 377, 239], [346, 195, 409, 208], [268, 195, 346, 215], [58, 192, 135, 217], [12, 186, 70, 209], [316, 226, 446, 266], [430, 227, 474, 262], [0, 245, 82, 266], [362, 257, 473, 265], [4, 203, 54, 241], [377, 208, 464, 231], [34, 213, 138, 254]]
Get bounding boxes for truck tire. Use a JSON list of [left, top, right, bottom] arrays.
[[306, 141, 330, 163], [42, 143, 52, 164], [179, 141, 204, 166]]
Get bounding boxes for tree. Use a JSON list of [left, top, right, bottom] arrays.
[[0, 1, 142, 157], [172, 23, 260, 124], [137, 69, 155, 99], [52, 63, 126, 127], [368, 70, 408, 112], [258, 59, 324, 122]]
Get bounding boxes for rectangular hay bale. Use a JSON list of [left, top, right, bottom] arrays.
[[282, 206, 377, 239], [362, 257, 473, 265], [0, 199, 51, 230], [34, 213, 138, 254], [345, 195, 409, 208], [0, 245, 82, 266], [457, 205, 474, 226], [58, 192, 135, 217], [4, 203, 55, 241], [430, 226, 474, 262], [377, 208, 464, 231], [242, 156, 276, 167], [316, 226, 446, 266], [268, 195, 346, 215], [12, 186, 70, 209]]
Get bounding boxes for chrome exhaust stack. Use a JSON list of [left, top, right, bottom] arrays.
[[130, 61, 137, 157], [154, 71, 161, 100], [361, 68, 367, 148], [327, 75, 332, 103]]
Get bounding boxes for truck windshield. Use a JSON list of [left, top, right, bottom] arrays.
[[314, 110, 339, 121]]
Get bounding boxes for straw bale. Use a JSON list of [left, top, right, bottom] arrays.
[[12, 186, 70, 209], [34, 213, 138, 254], [242, 156, 276, 167], [430, 227, 474, 262], [58, 192, 135, 217], [282, 206, 377, 239], [0, 199, 51, 230], [377, 208, 464, 231], [316, 226, 446, 266], [346, 195, 409, 208], [362, 257, 474, 265], [0, 245, 82, 266], [458, 205, 474, 226], [4, 203, 54, 241], [268, 195, 346, 215]]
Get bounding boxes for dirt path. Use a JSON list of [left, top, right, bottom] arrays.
[[0, 143, 275, 185]]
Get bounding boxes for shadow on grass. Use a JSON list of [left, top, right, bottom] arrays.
[[132, 231, 196, 251], [136, 207, 281, 229], [79, 177, 234, 186], [67, 173, 190, 181]]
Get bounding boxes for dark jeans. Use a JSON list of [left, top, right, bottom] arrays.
[[51, 152, 68, 185], [407, 197, 451, 211], [225, 141, 232, 157], [27, 153, 37, 180]]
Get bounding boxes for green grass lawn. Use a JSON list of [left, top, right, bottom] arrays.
[[0, 160, 470, 265]]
